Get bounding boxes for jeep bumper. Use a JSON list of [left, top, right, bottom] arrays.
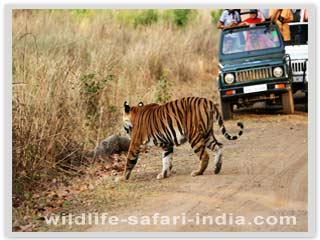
[[219, 81, 291, 101]]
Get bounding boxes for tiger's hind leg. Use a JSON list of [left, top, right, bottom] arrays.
[[157, 145, 174, 180], [190, 138, 209, 177], [206, 137, 223, 174], [213, 143, 223, 174]]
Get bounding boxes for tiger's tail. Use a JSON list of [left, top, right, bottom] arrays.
[[212, 104, 244, 141]]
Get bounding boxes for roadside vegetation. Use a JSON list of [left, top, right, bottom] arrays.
[[12, 9, 221, 231]]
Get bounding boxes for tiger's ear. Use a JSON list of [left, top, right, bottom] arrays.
[[138, 101, 144, 107], [124, 101, 130, 113]]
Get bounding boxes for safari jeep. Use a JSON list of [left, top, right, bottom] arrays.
[[217, 23, 294, 120]]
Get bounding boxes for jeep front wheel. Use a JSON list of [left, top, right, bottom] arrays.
[[220, 99, 233, 120], [282, 89, 294, 114]]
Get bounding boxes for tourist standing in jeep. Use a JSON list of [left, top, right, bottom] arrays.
[[240, 9, 265, 25], [217, 9, 241, 29], [269, 9, 293, 42]]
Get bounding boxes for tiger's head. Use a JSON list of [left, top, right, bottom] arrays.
[[123, 101, 144, 135]]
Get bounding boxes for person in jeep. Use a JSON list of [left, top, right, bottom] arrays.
[[245, 29, 276, 51], [217, 9, 241, 29], [270, 9, 293, 42], [240, 9, 265, 25]]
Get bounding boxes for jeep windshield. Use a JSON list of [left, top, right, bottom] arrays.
[[222, 26, 281, 55]]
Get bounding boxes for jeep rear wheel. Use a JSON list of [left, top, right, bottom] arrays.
[[220, 100, 233, 120], [304, 91, 308, 112], [282, 89, 294, 114], [304, 82, 308, 112]]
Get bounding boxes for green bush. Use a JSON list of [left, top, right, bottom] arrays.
[[69, 9, 94, 22], [162, 9, 198, 28], [172, 9, 191, 27], [115, 10, 158, 28], [155, 69, 171, 104], [210, 9, 223, 25], [133, 10, 158, 28], [79, 72, 105, 119]]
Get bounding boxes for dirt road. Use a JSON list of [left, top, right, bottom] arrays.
[[85, 111, 308, 232]]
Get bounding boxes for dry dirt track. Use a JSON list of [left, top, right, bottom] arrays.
[[88, 111, 308, 232]]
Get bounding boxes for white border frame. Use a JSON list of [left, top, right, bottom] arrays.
[[2, 1, 316, 238]]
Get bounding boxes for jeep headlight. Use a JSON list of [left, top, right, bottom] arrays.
[[224, 73, 235, 84], [273, 67, 283, 78]]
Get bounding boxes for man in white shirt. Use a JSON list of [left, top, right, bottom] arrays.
[[217, 9, 241, 29]]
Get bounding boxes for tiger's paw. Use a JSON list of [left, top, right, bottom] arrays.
[[156, 173, 164, 180], [157, 169, 172, 180], [214, 162, 222, 174], [116, 175, 129, 183], [191, 171, 200, 177], [157, 172, 170, 180]]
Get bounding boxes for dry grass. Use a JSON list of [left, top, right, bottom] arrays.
[[12, 9, 220, 201]]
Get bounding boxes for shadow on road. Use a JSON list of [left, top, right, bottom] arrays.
[[233, 91, 307, 117]]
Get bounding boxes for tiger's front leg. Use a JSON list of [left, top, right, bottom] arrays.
[[122, 146, 140, 180], [157, 145, 174, 180]]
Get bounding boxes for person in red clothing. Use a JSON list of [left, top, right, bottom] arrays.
[[237, 9, 266, 51], [240, 9, 265, 26]]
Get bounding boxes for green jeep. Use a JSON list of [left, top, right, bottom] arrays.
[[217, 23, 294, 120]]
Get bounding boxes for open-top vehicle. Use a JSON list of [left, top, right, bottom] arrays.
[[285, 21, 308, 111], [217, 23, 294, 120]]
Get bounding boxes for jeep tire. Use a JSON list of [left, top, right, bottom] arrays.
[[304, 82, 308, 112], [282, 89, 294, 114], [305, 91, 308, 112], [220, 99, 233, 120]]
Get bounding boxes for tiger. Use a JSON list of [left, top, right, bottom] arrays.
[[122, 97, 243, 180]]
